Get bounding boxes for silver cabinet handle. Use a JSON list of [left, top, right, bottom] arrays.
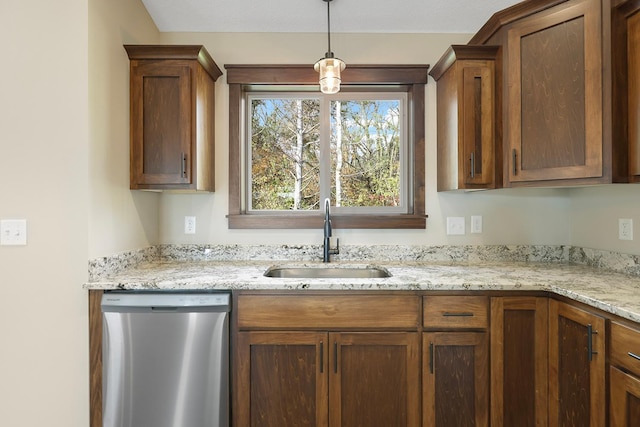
[[470, 152, 475, 179], [629, 352, 640, 362], [181, 153, 187, 178]]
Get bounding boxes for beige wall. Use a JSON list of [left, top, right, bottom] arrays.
[[89, 0, 161, 258], [0, 1, 90, 425], [569, 185, 640, 254], [157, 32, 573, 248], [0, 0, 158, 425]]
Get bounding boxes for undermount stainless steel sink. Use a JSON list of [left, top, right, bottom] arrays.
[[264, 266, 391, 279]]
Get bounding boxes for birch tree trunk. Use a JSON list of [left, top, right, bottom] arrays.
[[293, 99, 304, 210], [334, 101, 343, 206]]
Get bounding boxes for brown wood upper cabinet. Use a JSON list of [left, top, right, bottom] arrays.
[[125, 45, 222, 191], [613, 0, 640, 182], [506, 0, 603, 185], [435, 0, 640, 187], [430, 46, 500, 191]]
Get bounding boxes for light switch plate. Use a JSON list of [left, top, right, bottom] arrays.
[[1, 219, 27, 245]]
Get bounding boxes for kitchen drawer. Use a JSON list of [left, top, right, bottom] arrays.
[[611, 322, 640, 376], [237, 294, 421, 330], [423, 296, 488, 329]]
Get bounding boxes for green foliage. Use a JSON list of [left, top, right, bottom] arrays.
[[250, 96, 401, 210]]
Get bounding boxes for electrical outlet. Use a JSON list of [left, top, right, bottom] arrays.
[[619, 218, 633, 241], [471, 216, 483, 234], [1, 219, 27, 245], [446, 217, 465, 235], [184, 216, 196, 234]]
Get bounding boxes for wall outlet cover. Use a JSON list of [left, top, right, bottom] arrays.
[[446, 217, 465, 235], [619, 218, 633, 241], [184, 216, 196, 234]]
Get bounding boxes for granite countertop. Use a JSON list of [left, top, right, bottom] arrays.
[[85, 258, 640, 324]]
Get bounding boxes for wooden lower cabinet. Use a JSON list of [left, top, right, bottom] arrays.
[[490, 297, 548, 427], [610, 321, 640, 427], [422, 332, 488, 427], [548, 300, 605, 427], [235, 330, 420, 427], [236, 331, 327, 427], [610, 366, 640, 427]]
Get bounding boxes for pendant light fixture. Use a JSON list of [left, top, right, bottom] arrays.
[[314, 0, 345, 94]]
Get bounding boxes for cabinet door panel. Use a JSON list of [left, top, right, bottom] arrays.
[[491, 297, 548, 427], [330, 332, 420, 427], [548, 300, 605, 427], [611, 366, 640, 427], [506, 0, 602, 183], [629, 9, 640, 178], [423, 332, 488, 427], [236, 332, 328, 427], [130, 62, 192, 186], [462, 65, 494, 186]]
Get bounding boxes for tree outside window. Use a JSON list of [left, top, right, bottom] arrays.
[[249, 94, 406, 214]]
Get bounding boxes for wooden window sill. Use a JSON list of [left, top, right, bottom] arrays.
[[227, 214, 427, 229]]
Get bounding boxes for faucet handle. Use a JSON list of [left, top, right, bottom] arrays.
[[329, 237, 340, 256]]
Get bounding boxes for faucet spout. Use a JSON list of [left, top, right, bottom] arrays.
[[323, 198, 339, 262], [324, 198, 332, 238]]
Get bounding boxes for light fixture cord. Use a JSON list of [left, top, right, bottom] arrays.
[[326, 0, 332, 55]]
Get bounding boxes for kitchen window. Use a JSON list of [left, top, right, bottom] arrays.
[[225, 64, 428, 229]]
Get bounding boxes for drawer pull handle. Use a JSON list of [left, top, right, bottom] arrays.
[[443, 312, 474, 317], [629, 352, 640, 362]]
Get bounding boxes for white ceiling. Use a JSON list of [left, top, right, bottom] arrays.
[[141, 0, 523, 34]]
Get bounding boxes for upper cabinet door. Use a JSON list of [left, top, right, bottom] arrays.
[[629, 10, 640, 179], [431, 45, 500, 191], [614, 0, 640, 182], [506, 0, 603, 184], [130, 61, 193, 187]]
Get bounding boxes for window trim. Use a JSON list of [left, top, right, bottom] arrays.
[[246, 91, 410, 214], [225, 64, 429, 229]]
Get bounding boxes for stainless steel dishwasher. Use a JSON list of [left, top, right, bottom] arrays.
[[101, 291, 230, 427]]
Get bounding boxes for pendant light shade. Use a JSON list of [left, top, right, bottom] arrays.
[[314, 0, 345, 94], [314, 56, 345, 94]]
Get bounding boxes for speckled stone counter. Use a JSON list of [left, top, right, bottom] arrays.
[[84, 244, 640, 325]]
